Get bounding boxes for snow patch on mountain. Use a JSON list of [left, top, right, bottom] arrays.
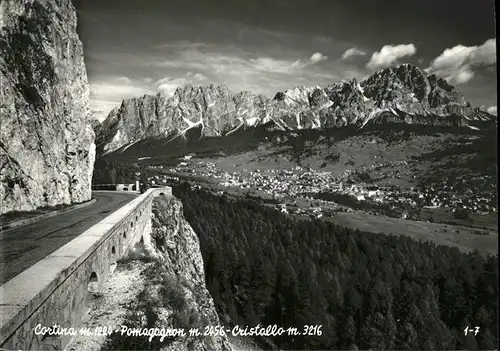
[[246, 117, 259, 127]]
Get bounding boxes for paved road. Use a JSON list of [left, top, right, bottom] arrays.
[[0, 191, 138, 285]]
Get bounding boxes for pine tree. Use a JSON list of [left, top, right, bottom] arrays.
[[342, 314, 357, 348], [395, 322, 419, 349], [383, 311, 397, 350]]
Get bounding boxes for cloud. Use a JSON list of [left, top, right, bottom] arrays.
[[155, 77, 189, 97], [426, 39, 496, 85], [246, 53, 329, 74], [90, 99, 124, 121], [156, 41, 214, 51], [366, 44, 417, 70], [487, 105, 497, 116], [341, 47, 367, 60], [113, 76, 133, 84], [89, 76, 155, 119], [310, 52, 328, 63], [314, 36, 334, 43], [87, 32, 356, 110], [155, 43, 328, 73], [237, 27, 295, 41], [192, 73, 207, 80], [468, 39, 496, 67], [149, 47, 341, 97], [452, 65, 475, 84], [249, 57, 303, 73], [154, 72, 209, 97], [90, 81, 153, 100], [158, 84, 183, 97]]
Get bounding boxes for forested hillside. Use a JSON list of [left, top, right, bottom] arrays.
[[172, 183, 498, 350]]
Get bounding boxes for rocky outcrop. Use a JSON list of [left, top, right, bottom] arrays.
[[142, 195, 232, 351], [97, 64, 493, 154], [0, 0, 94, 214]]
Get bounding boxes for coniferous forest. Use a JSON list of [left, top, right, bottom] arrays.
[[172, 182, 498, 350]]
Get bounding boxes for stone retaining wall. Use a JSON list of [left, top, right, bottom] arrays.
[[0, 187, 171, 350]]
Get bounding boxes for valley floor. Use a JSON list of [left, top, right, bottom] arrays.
[[329, 211, 497, 256], [155, 171, 497, 256]]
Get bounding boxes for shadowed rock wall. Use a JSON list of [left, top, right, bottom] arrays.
[[0, 0, 95, 214]]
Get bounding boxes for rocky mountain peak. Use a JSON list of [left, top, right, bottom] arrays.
[[427, 73, 455, 93], [273, 91, 286, 101], [173, 84, 231, 97], [361, 64, 429, 102], [97, 64, 493, 154]]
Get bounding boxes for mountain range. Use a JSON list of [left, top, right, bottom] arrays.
[[95, 63, 494, 155]]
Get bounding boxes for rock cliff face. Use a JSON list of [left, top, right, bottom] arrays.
[[97, 64, 493, 154], [141, 195, 232, 351], [0, 0, 95, 214]]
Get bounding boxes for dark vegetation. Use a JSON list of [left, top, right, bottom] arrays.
[[347, 170, 373, 183], [172, 182, 498, 350], [321, 152, 341, 168], [92, 158, 138, 184], [99, 124, 271, 163], [97, 122, 487, 164], [414, 131, 496, 165], [244, 191, 280, 204], [325, 151, 341, 162], [283, 123, 485, 148], [414, 131, 497, 183], [454, 209, 471, 221]]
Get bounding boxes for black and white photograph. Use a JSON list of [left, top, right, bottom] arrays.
[[0, 0, 498, 350]]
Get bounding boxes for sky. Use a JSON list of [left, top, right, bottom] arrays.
[[72, 0, 497, 121]]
